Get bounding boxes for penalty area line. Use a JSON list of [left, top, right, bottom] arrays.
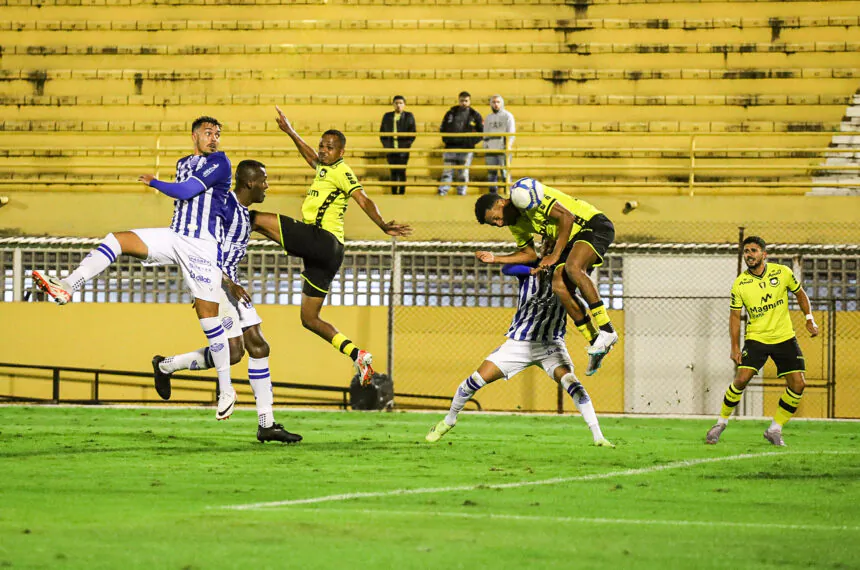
[[286, 507, 860, 533], [220, 450, 857, 511]]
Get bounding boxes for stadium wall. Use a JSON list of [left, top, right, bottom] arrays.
[[2, 194, 860, 243], [1, 303, 858, 417]]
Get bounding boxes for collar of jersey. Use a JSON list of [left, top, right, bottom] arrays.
[[746, 263, 768, 279], [320, 158, 343, 168]]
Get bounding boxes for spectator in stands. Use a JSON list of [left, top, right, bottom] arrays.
[[438, 91, 483, 196], [483, 95, 516, 194], [380, 95, 416, 195]]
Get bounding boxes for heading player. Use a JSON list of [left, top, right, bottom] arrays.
[[426, 245, 613, 447], [705, 236, 819, 447], [32, 116, 238, 420], [473, 178, 617, 374], [152, 160, 301, 443], [251, 106, 412, 385]]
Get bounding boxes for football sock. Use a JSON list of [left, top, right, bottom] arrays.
[[331, 333, 360, 361], [248, 357, 274, 428], [561, 373, 604, 441], [772, 386, 803, 428], [573, 317, 598, 345], [445, 372, 486, 426], [719, 383, 745, 421], [160, 348, 211, 373], [63, 233, 122, 292], [588, 300, 615, 334], [200, 317, 232, 395]]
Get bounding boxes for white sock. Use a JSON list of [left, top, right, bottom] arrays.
[[160, 348, 211, 374], [717, 417, 729, 426], [445, 372, 486, 426], [63, 233, 121, 292], [199, 317, 232, 395], [768, 420, 781, 432], [248, 357, 274, 428], [561, 372, 604, 441]]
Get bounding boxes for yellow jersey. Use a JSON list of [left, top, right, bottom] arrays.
[[730, 263, 801, 344], [301, 159, 363, 244], [509, 186, 602, 249]]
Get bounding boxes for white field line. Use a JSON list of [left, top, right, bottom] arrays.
[[221, 450, 858, 511], [285, 507, 860, 533]]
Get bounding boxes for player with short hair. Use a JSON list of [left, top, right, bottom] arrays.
[[251, 107, 412, 385], [473, 179, 617, 375], [426, 245, 613, 446], [706, 236, 819, 447], [32, 116, 239, 420], [152, 160, 301, 443]]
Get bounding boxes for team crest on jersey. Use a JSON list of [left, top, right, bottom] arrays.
[[770, 277, 779, 286], [319, 169, 327, 178]]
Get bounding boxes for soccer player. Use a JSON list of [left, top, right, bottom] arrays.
[[250, 106, 412, 385], [31, 116, 239, 421], [151, 160, 301, 444], [425, 252, 613, 447], [473, 178, 618, 375], [705, 236, 819, 447]]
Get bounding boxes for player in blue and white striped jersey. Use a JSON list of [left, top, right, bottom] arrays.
[[31, 116, 238, 421], [153, 160, 301, 443], [426, 249, 613, 446]]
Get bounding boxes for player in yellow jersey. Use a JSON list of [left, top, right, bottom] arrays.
[[473, 177, 617, 375], [251, 107, 412, 385], [706, 236, 818, 447]]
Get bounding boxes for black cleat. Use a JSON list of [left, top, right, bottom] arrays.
[[152, 355, 172, 400], [257, 423, 303, 444]]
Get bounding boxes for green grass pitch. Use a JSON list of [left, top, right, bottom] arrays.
[[1, 406, 858, 569]]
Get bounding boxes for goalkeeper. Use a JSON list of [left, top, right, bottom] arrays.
[[474, 178, 618, 374], [426, 241, 613, 447]]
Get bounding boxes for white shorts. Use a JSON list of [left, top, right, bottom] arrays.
[[131, 228, 220, 303], [218, 281, 263, 340], [486, 338, 573, 380]]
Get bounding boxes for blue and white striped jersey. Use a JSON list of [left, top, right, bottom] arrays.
[[220, 191, 252, 282], [169, 151, 232, 243], [505, 271, 567, 342]]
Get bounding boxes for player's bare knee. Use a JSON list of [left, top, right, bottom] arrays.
[[246, 339, 270, 359], [228, 339, 245, 365], [787, 374, 806, 394]]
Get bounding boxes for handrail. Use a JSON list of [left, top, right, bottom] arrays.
[[0, 362, 481, 411]]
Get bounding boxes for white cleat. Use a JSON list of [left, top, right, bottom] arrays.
[[216, 389, 237, 421], [587, 330, 619, 357], [32, 270, 72, 305], [354, 350, 374, 386], [763, 427, 786, 447]]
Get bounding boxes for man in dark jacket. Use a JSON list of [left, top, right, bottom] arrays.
[[380, 95, 416, 195], [438, 91, 483, 196]]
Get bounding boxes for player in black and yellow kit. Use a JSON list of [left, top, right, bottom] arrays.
[[706, 236, 818, 447], [252, 107, 412, 385], [474, 179, 617, 375]]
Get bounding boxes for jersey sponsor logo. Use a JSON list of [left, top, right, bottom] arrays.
[[761, 293, 773, 303], [307, 188, 319, 197], [188, 255, 211, 266], [195, 274, 211, 284], [739, 278, 753, 285], [202, 163, 220, 177], [545, 346, 561, 356], [749, 297, 785, 318]]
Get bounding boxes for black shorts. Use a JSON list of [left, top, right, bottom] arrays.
[[739, 338, 805, 377], [278, 215, 344, 298], [557, 213, 615, 270]]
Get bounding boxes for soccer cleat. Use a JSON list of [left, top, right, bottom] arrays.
[[594, 438, 615, 448], [151, 355, 172, 401], [705, 423, 727, 444], [354, 350, 374, 386], [31, 270, 72, 305], [216, 389, 237, 421], [425, 418, 454, 443], [257, 423, 303, 444], [763, 428, 786, 447], [587, 330, 619, 357], [585, 345, 613, 376]]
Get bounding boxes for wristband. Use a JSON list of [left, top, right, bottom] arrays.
[[805, 314, 815, 321]]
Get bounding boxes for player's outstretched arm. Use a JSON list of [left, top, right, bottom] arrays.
[[274, 106, 319, 169], [138, 174, 205, 200], [351, 190, 413, 237], [793, 286, 819, 337], [249, 211, 283, 246], [476, 245, 538, 265]]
